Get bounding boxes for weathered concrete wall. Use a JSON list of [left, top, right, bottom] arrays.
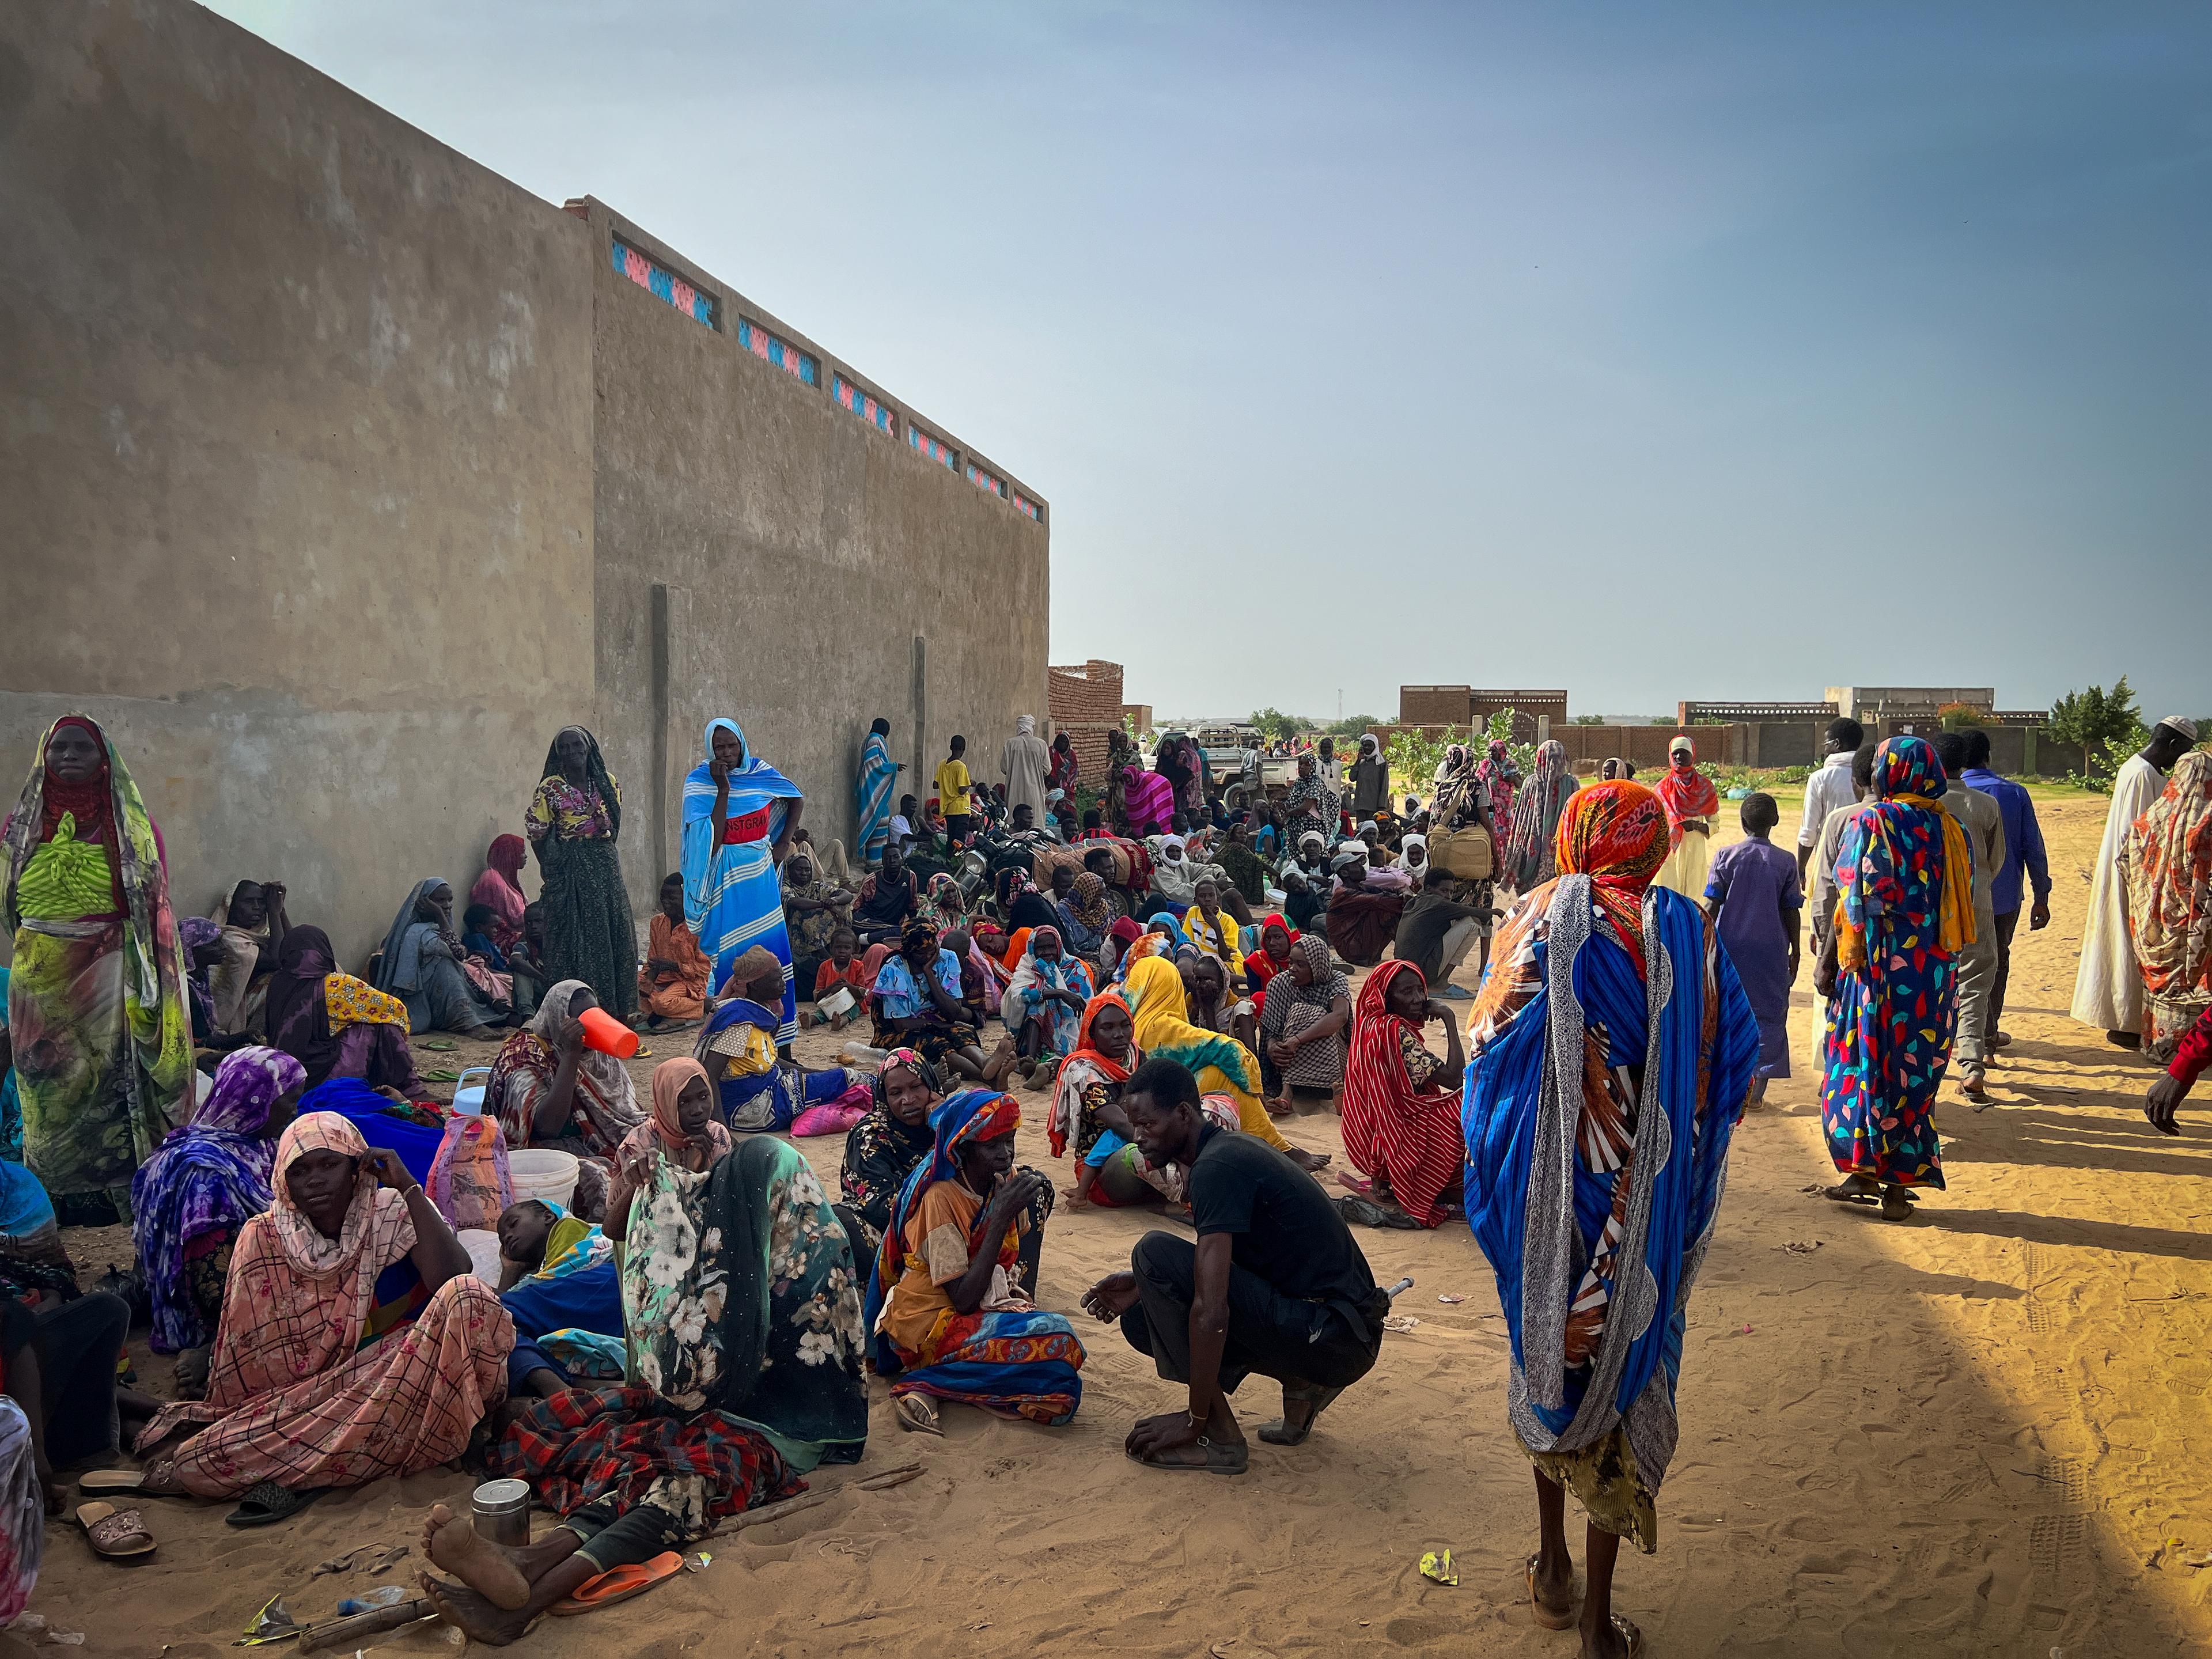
[[0, 0, 597, 962], [581, 203, 1050, 912]]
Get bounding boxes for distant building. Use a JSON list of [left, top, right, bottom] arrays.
[[1826, 687, 1995, 721], [1399, 685, 1567, 745], [1678, 700, 1838, 726]]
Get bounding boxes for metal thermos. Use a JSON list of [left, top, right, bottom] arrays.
[[471, 1478, 532, 1547]]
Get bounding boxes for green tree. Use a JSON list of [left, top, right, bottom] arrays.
[[1570, 713, 1606, 726], [1327, 714, 1383, 741], [1249, 707, 1304, 744], [2049, 677, 2149, 786]]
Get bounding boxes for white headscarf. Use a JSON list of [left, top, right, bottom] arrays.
[[529, 979, 644, 1139], [1016, 714, 1037, 737]]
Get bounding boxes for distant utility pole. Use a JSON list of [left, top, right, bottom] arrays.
[[1337, 689, 1342, 719]]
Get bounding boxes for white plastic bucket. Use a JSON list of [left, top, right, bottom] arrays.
[[507, 1149, 580, 1210], [452, 1066, 492, 1117]]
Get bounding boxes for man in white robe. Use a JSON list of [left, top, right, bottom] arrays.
[[999, 715, 1052, 823], [2071, 718, 2200, 1047]]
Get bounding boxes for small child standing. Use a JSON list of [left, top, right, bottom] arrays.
[[1704, 792, 1802, 1104]]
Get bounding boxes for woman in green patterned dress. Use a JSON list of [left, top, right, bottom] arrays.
[[2, 716, 190, 1225]]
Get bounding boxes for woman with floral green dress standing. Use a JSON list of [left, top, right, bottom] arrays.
[[2, 716, 190, 1225]]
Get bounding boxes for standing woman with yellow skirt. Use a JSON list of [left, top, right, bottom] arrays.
[[2, 717, 190, 1225], [1651, 734, 1719, 902]]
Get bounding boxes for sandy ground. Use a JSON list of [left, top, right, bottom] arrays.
[[17, 783, 2212, 1657]]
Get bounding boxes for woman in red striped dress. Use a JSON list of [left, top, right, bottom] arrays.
[[1339, 959, 1466, 1226]]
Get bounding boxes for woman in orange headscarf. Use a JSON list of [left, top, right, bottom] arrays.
[[1465, 781, 1758, 1650]]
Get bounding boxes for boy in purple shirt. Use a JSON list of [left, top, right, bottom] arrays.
[[1706, 793, 1802, 1101], [1960, 729, 2051, 1049]]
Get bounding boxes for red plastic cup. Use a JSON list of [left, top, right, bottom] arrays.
[[577, 1005, 640, 1059]]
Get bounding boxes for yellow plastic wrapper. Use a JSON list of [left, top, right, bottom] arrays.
[[1419, 1548, 1457, 1587]]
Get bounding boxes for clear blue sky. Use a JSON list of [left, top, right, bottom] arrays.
[[209, 1, 2210, 726]]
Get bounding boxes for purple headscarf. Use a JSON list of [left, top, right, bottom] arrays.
[[179, 914, 223, 1037], [128, 1044, 303, 1354]]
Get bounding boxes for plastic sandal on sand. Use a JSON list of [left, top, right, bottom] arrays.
[[79, 1463, 186, 1498], [1134, 1435, 1248, 1475], [893, 1393, 943, 1436], [77, 1502, 156, 1559], [225, 1481, 324, 1527], [1526, 1553, 1575, 1630], [551, 1551, 685, 1616]]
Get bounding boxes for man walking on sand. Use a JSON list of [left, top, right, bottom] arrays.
[[2072, 718, 2199, 1049], [1082, 1058, 1387, 1474], [1933, 733, 2005, 1103], [1797, 717, 1865, 891], [1960, 729, 2050, 1051]]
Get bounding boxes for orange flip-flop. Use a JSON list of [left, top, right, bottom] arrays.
[[550, 1551, 684, 1616]]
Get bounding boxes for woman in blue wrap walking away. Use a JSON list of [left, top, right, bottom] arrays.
[[683, 720, 805, 1047], [1463, 781, 1759, 1659], [854, 718, 901, 869]]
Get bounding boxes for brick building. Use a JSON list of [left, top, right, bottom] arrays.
[[1398, 685, 1569, 745], [1048, 659, 1127, 789]]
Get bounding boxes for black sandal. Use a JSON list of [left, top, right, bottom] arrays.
[[1332, 1194, 1419, 1230], [225, 1482, 325, 1528], [1257, 1383, 1344, 1446], [1133, 1435, 1248, 1475]]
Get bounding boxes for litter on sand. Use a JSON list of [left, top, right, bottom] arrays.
[[311, 1543, 407, 1578], [1418, 1549, 1457, 1586], [1436, 1294, 1467, 1304], [1382, 1314, 1421, 1334], [1779, 1241, 1823, 1255], [233, 1596, 298, 1646]]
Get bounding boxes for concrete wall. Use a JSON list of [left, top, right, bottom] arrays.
[[0, 0, 596, 963], [580, 203, 1048, 913]]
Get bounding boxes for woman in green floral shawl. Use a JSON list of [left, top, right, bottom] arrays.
[[3, 715, 190, 1224], [622, 1130, 868, 1469]]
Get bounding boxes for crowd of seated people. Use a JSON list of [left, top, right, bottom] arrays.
[[0, 709, 1516, 1635]]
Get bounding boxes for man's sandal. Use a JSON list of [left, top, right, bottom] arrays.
[[1134, 1435, 1248, 1475], [1257, 1384, 1344, 1446]]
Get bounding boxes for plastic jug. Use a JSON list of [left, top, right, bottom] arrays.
[[452, 1066, 492, 1116], [577, 1006, 640, 1059]]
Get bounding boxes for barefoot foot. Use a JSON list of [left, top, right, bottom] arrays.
[[419, 1571, 536, 1646], [423, 1504, 532, 1609]]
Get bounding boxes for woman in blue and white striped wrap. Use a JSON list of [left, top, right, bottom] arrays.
[[682, 719, 805, 1045]]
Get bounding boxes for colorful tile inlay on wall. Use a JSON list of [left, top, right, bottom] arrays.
[[737, 319, 819, 385], [1012, 491, 1040, 521], [835, 375, 895, 435], [967, 462, 1007, 498], [613, 239, 715, 327], [909, 426, 956, 470]]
